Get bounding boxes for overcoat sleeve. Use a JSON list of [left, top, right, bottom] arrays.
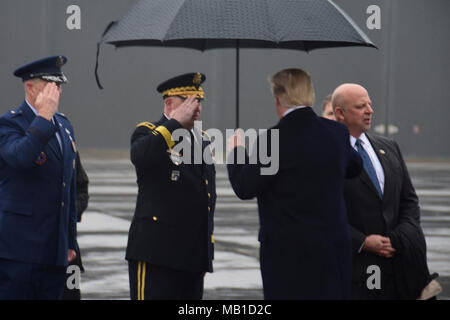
[[388, 141, 421, 253], [344, 129, 362, 179], [227, 132, 277, 200]]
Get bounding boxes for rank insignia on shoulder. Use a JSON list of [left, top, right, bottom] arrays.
[[171, 170, 180, 182], [201, 130, 211, 141], [35, 152, 47, 165], [9, 109, 21, 117], [137, 122, 156, 131]]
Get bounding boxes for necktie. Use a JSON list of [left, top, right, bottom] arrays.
[[355, 139, 382, 198]]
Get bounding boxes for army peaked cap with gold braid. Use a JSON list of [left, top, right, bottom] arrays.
[[157, 72, 206, 100]]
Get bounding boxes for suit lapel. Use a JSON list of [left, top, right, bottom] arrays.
[[55, 116, 76, 164], [56, 120, 68, 160], [355, 134, 385, 200], [367, 134, 393, 206], [48, 135, 63, 160], [46, 117, 64, 160], [355, 141, 381, 199], [358, 167, 381, 198]]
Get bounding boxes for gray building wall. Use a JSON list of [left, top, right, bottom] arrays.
[[0, 0, 449, 158]]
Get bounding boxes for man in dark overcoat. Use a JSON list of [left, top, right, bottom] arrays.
[[227, 68, 362, 299]]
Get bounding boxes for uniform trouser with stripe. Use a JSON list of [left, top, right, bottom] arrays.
[[128, 260, 204, 300]]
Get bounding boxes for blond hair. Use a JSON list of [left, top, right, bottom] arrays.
[[269, 68, 315, 107]]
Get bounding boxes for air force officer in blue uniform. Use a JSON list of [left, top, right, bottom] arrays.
[[0, 56, 78, 299]]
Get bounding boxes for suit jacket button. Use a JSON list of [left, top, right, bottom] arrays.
[[208, 193, 211, 198], [205, 179, 208, 185], [153, 216, 158, 221]]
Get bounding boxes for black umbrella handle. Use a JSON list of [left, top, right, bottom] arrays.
[[94, 42, 104, 90], [95, 21, 117, 90], [235, 40, 240, 129]]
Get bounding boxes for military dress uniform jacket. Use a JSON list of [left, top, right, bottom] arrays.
[[126, 115, 216, 273], [0, 101, 77, 267], [228, 107, 362, 299]]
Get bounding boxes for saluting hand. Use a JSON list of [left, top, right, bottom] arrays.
[[227, 128, 245, 154], [35, 82, 61, 121], [170, 96, 200, 130]]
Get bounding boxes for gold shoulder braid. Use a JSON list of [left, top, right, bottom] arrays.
[[201, 130, 211, 141], [136, 122, 156, 131]]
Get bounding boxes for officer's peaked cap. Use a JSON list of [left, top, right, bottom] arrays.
[[13, 55, 68, 84], [157, 72, 206, 100]]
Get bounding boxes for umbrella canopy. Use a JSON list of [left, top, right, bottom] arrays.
[[96, 0, 376, 126]]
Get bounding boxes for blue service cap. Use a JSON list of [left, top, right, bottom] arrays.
[[13, 55, 68, 84]]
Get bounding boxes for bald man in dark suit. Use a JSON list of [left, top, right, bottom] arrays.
[[333, 83, 438, 300]]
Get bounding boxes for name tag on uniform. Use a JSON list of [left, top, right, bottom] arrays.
[[171, 170, 180, 182]]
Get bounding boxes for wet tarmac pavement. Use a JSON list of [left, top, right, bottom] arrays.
[[76, 156, 450, 300]]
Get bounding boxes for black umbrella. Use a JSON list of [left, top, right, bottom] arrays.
[[95, 0, 376, 127]]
